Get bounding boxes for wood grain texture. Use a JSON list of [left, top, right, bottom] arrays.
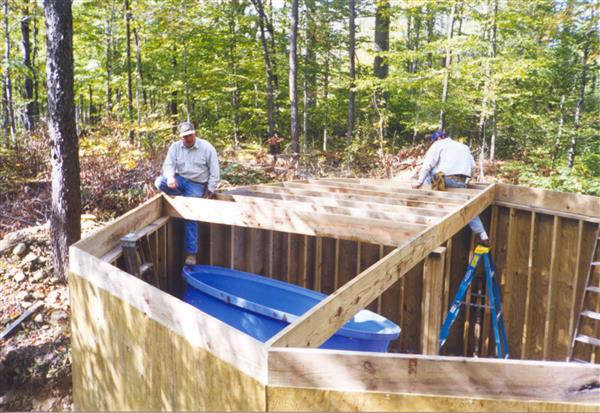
[[69, 271, 266, 411], [267, 348, 600, 404], [267, 386, 600, 412]]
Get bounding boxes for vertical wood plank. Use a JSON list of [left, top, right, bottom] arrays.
[[232, 226, 247, 271], [198, 222, 211, 265], [543, 216, 560, 360], [319, 238, 337, 295], [421, 249, 446, 355], [360, 243, 383, 312], [523, 213, 554, 360], [520, 212, 537, 359], [270, 231, 288, 282], [304, 236, 316, 290], [246, 228, 266, 276], [546, 217, 580, 360], [380, 246, 401, 352], [287, 234, 306, 286], [502, 209, 531, 358], [338, 240, 358, 288], [314, 237, 323, 292], [401, 262, 425, 354]]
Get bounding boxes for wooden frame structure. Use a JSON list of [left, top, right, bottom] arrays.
[[69, 179, 600, 411]]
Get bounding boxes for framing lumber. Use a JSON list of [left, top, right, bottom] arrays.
[[241, 184, 459, 211], [280, 181, 468, 204], [266, 184, 496, 349], [218, 193, 438, 226], [306, 178, 473, 201], [163, 196, 423, 247], [496, 184, 600, 219], [421, 247, 446, 355], [74, 194, 163, 258], [494, 200, 600, 223], [267, 348, 600, 404], [320, 177, 482, 194], [224, 188, 448, 218]]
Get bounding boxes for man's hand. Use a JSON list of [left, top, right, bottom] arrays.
[[203, 190, 215, 199], [411, 182, 421, 189], [167, 177, 177, 189]]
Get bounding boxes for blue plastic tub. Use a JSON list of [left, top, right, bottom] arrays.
[[182, 265, 400, 352]]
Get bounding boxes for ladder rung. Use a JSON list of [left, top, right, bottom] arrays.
[[575, 335, 600, 347], [586, 286, 600, 294], [591, 261, 600, 266], [581, 310, 600, 321]]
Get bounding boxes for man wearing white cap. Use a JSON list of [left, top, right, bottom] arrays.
[[155, 121, 220, 265]]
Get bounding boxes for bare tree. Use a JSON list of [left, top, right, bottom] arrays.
[[21, 0, 36, 131], [347, 0, 356, 143], [44, 0, 81, 280], [439, 1, 457, 130], [289, 0, 300, 157], [124, 0, 134, 142], [4, 0, 16, 145]]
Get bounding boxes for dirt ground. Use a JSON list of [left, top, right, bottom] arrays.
[[0, 219, 101, 412]]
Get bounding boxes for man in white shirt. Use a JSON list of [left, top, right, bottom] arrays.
[[155, 121, 220, 265], [412, 131, 490, 246]]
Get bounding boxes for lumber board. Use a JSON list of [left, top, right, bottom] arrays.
[[249, 184, 459, 210], [267, 348, 600, 404], [267, 386, 600, 412], [70, 272, 266, 411], [306, 178, 473, 200], [401, 262, 424, 353], [494, 200, 600, 223], [266, 184, 495, 349], [546, 217, 580, 360], [282, 181, 468, 203], [495, 184, 600, 219], [523, 213, 554, 360], [319, 177, 482, 194], [503, 209, 532, 358], [74, 194, 163, 257], [421, 248, 446, 355], [69, 246, 268, 383], [218, 193, 439, 225], [164, 196, 423, 247], [222, 189, 448, 218]]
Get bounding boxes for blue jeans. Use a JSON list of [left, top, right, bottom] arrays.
[[155, 175, 205, 254], [424, 175, 486, 235]]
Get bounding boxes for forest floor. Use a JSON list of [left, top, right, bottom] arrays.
[[0, 129, 512, 411]]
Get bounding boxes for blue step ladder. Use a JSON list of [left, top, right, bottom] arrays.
[[439, 245, 510, 359]]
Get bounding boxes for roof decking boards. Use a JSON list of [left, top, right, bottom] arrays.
[[69, 179, 600, 411]]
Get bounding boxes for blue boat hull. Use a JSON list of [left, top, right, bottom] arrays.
[[182, 265, 400, 352]]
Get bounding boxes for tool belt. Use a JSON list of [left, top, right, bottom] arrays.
[[431, 172, 446, 191]]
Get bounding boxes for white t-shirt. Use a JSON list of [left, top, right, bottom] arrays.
[[418, 138, 475, 184]]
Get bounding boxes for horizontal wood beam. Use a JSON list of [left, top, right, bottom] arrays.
[[224, 188, 448, 218], [281, 181, 466, 205], [279, 182, 465, 205], [268, 348, 600, 404], [304, 179, 473, 201], [320, 178, 482, 194], [73, 194, 163, 258], [494, 201, 600, 223], [495, 184, 600, 219], [243, 185, 458, 211], [266, 184, 496, 349], [164, 196, 423, 246], [217, 193, 439, 226]]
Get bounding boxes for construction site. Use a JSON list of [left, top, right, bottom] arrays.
[[68, 179, 600, 411]]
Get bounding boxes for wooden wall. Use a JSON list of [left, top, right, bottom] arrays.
[[180, 204, 598, 361]]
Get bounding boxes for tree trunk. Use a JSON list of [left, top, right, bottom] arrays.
[[133, 27, 146, 105], [124, 0, 134, 143], [289, 0, 300, 157], [251, 0, 276, 136], [374, 0, 390, 79], [32, 3, 39, 118], [21, 0, 36, 131], [439, 1, 456, 131], [411, 7, 421, 74], [303, 0, 317, 149], [228, 1, 241, 147], [426, 5, 434, 69], [44, 0, 81, 280], [4, 0, 16, 145], [170, 53, 177, 120], [567, 41, 589, 168], [105, 5, 114, 115], [551, 94, 565, 168], [489, 0, 498, 162], [347, 0, 356, 143]]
